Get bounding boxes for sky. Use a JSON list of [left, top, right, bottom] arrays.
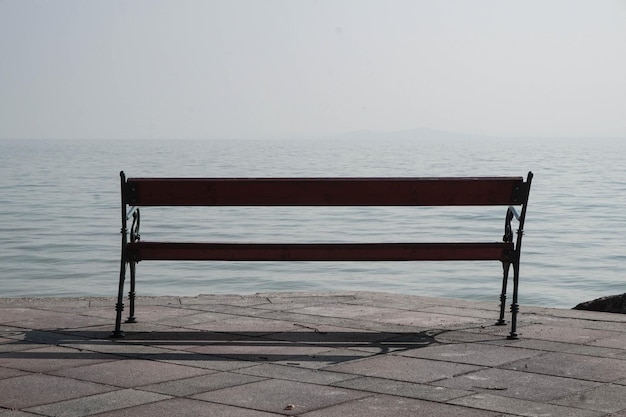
[[1, 0, 625, 140]]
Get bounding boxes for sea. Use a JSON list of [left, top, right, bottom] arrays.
[[1, 134, 625, 309]]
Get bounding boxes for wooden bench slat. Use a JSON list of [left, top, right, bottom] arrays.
[[124, 177, 527, 207], [127, 242, 515, 262]]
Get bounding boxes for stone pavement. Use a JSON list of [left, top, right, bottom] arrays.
[[1, 291, 626, 416]]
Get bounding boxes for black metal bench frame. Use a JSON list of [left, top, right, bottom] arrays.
[[112, 171, 533, 339]]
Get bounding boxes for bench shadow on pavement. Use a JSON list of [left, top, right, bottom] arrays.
[[1, 329, 440, 364]]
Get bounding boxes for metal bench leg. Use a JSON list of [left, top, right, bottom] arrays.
[[496, 260, 511, 326], [111, 257, 126, 338], [126, 261, 137, 323], [507, 259, 520, 339], [112, 172, 129, 338]]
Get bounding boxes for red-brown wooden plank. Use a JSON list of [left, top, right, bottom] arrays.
[[124, 177, 527, 207], [127, 242, 514, 262]]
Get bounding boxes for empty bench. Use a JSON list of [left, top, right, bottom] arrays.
[[112, 171, 533, 339]]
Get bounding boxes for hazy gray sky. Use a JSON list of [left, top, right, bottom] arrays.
[[1, 0, 625, 140]]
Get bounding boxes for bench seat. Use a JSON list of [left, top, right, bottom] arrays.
[[127, 241, 515, 262]]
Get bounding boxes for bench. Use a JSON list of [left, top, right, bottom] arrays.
[[112, 171, 533, 339]]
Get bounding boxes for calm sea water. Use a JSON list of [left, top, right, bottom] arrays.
[[1, 135, 625, 309]]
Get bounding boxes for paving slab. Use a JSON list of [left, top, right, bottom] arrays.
[[486, 339, 626, 359], [434, 367, 601, 401], [551, 384, 626, 414], [420, 304, 504, 319], [115, 328, 253, 352], [340, 292, 473, 311], [131, 350, 260, 371], [1, 328, 92, 346], [502, 352, 626, 383], [234, 363, 357, 385], [431, 329, 508, 344], [0, 345, 120, 373], [262, 324, 406, 346], [589, 333, 626, 349], [342, 331, 438, 354], [489, 338, 626, 358], [150, 310, 238, 328], [138, 371, 266, 396], [23, 389, 171, 417], [61, 339, 186, 358], [323, 353, 484, 383], [0, 365, 27, 380], [365, 309, 489, 328], [397, 342, 543, 366], [253, 298, 349, 312], [292, 303, 487, 329], [288, 303, 407, 320], [255, 309, 427, 333], [186, 337, 334, 363], [185, 315, 310, 335], [299, 393, 500, 417], [86, 397, 283, 417], [522, 316, 626, 333], [176, 302, 278, 317], [331, 376, 472, 402], [525, 306, 626, 322], [52, 358, 214, 388], [76, 305, 207, 322], [507, 324, 623, 344], [449, 393, 606, 417], [2, 291, 626, 416], [273, 347, 376, 369], [0, 374, 118, 409], [190, 294, 275, 307], [0, 411, 39, 417], [0, 337, 45, 353], [192, 378, 370, 415], [0, 308, 110, 329]]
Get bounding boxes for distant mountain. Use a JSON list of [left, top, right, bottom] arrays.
[[329, 128, 494, 141], [326, 128, 626, 142]]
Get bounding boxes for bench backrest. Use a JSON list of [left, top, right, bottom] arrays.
[[122, 176, 531, 207]]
